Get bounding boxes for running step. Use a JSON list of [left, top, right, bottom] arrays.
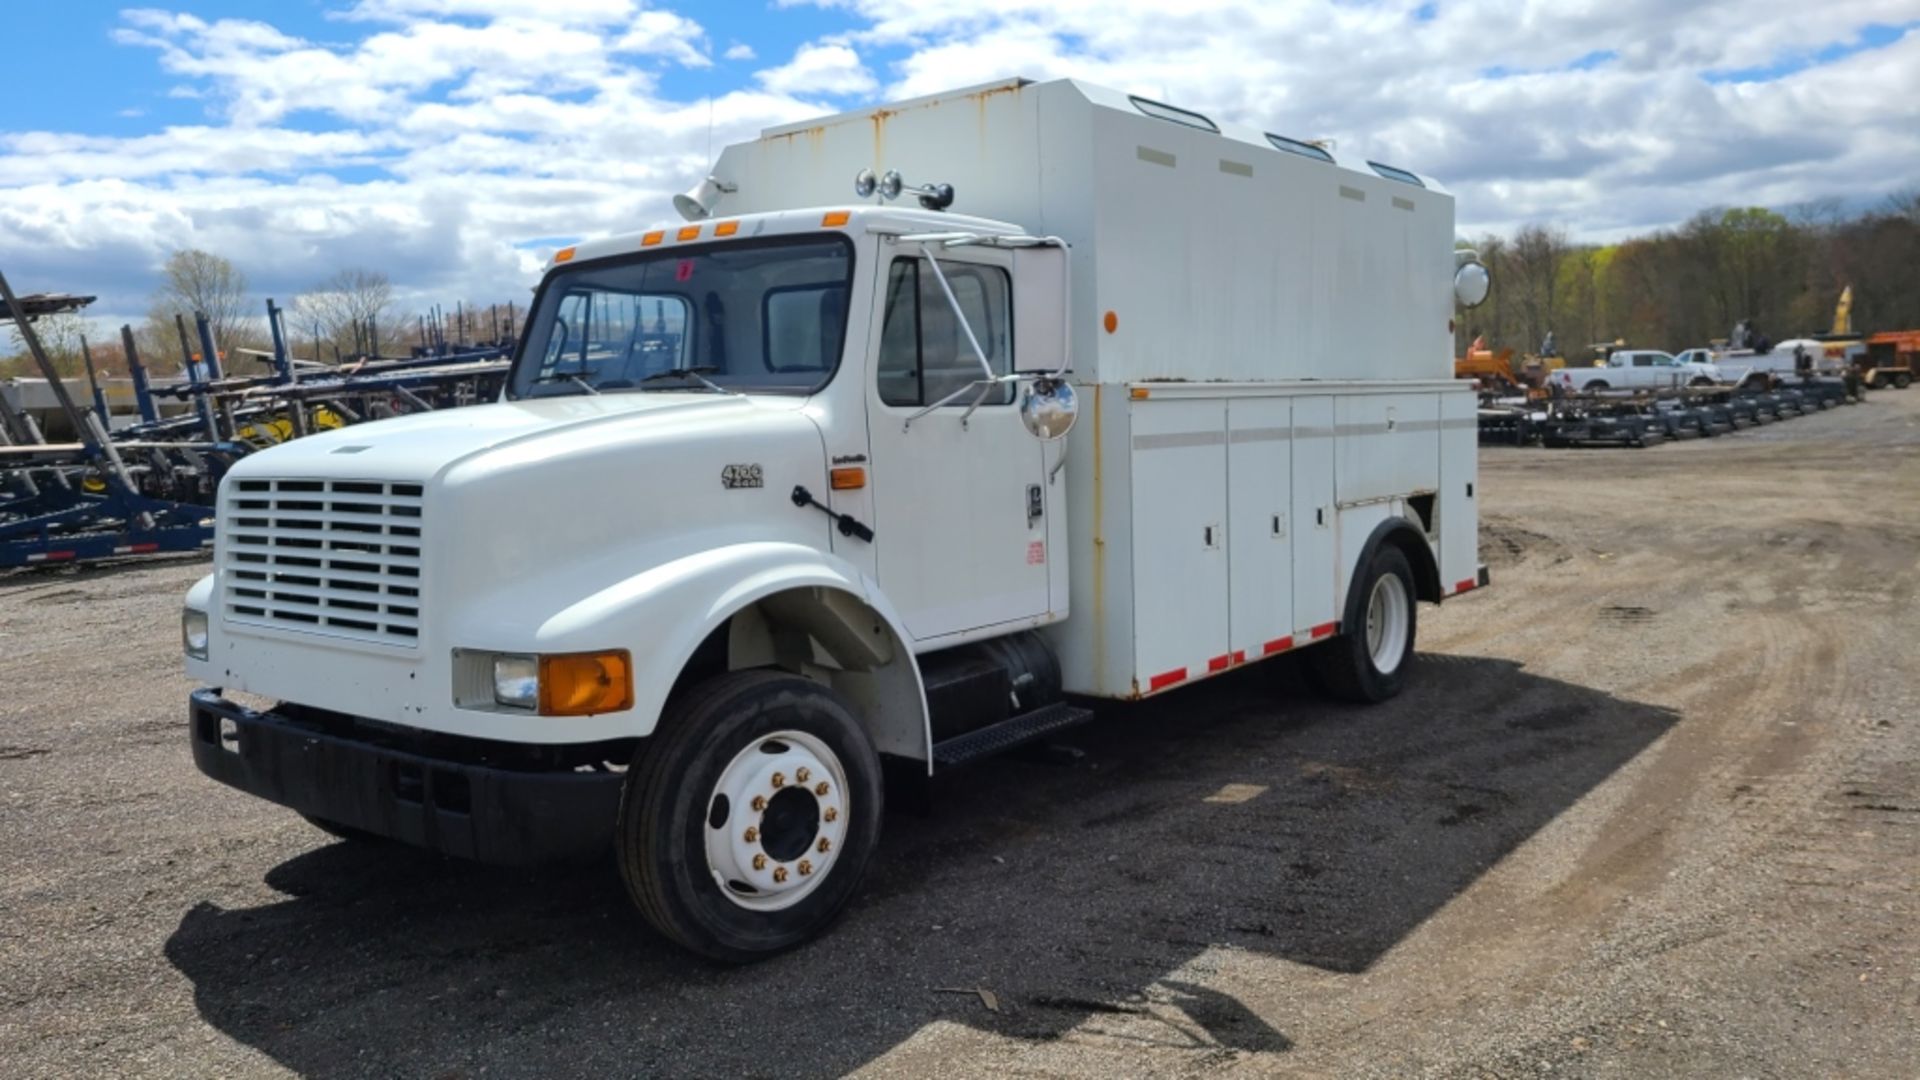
[[931, 702, 1096, 770]]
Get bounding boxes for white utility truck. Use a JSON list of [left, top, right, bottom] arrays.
[[183, 78, 1490, 962], [1553, 349, 1723, 392]]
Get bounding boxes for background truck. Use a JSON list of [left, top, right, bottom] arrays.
[[1553, 349, 1722, 391], [1850, 330, 1919, 389], [182, 77, 1488, 962]]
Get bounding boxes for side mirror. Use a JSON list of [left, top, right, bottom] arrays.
[[1019, 377, 1078, 441], [1454, 256, 1491, 309]]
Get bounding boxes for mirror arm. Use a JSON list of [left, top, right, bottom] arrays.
[[902, 374, 1019, 430], [917, 242, 996, 383]]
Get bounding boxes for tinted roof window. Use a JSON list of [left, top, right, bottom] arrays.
[[1368, 161, 1425, 187], [1266, 133, 1334, 163], [1129, 96, 1219, 133]]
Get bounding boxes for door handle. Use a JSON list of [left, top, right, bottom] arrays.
[[1026, 483, 1043, 528]]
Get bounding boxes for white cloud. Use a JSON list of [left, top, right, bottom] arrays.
[[3, 1, 1917, 323], [755, 43, 878, 97]]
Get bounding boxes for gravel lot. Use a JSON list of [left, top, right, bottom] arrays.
[[3, 390, 1917, 1078]]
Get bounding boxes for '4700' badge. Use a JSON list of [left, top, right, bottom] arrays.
[[721, 464, 764, 490]]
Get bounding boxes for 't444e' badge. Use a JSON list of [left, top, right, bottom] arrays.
[[721, 464, 764, 489]]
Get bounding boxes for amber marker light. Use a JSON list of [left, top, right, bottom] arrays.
[[642, 230, 665, 246], [677, 225, 701, 241], [715, 220, 739, 237], [830, 467, 866, 490], [554, 246, 576, 263], [821, 210, 851, 226], [538, 650, 634, 716]]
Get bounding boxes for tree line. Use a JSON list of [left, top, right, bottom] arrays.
[[1459, 193, 1920, 360], [2, 250, 515, 381]]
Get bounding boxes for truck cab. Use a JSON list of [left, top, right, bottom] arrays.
[[183, 77, 1485, 962]]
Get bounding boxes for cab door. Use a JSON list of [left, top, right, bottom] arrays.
[[864, 247, 1050, 643]]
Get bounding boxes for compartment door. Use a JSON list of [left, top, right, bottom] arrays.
[[1130, 397, 1229, 692], [1439, 389, 1480, 590], [1291, 395, 1338, 636], [1227, 397, 1293, 661]]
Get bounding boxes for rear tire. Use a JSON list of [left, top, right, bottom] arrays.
[[618, 671, 883, 963], [1896, 373, 1913, 390], [1310, 546, 1418, 704], [1586, 380, 1610, 391]]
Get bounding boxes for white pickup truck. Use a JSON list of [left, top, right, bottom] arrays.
[[181, 78, 1489, 961], [1554, 349, 1723, 392]]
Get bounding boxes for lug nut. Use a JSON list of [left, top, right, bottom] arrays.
[[772, 866, 789, 883], [815, 782, 830, 796], [798, 860, 813, 876], [824, 806, 838, 823], [817, 837, 831, 853], [752, 854, 766, 870], [744, 826, 759, 843], [796, 767, 811, 783], [751, 795, 767, 812], [771, 772, 786, 788]]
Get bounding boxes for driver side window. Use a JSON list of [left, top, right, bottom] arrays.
[[876, 257, 1014, 407]]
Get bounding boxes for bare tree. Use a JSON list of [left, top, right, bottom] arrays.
[[145, 249, 254, 362], [294, 268, 396, 360], [1507, 224, 1570, 355], [1, 311, 95, 379]]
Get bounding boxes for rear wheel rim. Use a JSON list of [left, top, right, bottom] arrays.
[[703, 729, 849, 912], [1364, 573, 1411, 674]]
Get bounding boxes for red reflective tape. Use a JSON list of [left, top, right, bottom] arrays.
[[1148, 667, 1187, 692], [1310, 622, 1337, 640], [1207, 654, 1232, 673], [1263, 636, 1293, 655], [129, 543, 160, 554], [46, 551, 78, 562], [1454, 577, 1476, 594], [1231, 650, 1246, 665]]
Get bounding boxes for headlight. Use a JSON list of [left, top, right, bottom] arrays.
[[492, 654, 539, 710], [182, 608, 209, 660]]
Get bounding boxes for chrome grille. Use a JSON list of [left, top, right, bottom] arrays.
[[221, 478, 425, 646]]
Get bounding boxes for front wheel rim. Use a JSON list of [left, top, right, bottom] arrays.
[[703, 729, 850, 912], [1364, 573, 1411, 674]]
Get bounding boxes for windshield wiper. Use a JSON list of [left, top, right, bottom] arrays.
[[639, 365, 736, 395], [531, 370, 600, 395]]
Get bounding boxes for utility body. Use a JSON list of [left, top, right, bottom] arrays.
[[183, 78, 1489, 960]]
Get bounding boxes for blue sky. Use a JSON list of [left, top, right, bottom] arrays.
[[2, 1, 1916, 324]]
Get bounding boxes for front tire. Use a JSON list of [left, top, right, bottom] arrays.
[[1310, 546, 1418, 704], [618, 671, 883, 963]]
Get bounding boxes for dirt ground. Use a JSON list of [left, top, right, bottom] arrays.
[[3, 390, 1917, 1079]]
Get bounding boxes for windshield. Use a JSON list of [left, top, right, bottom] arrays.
[[510, 234, 854, 398]]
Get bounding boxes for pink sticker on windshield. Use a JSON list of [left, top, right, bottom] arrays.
[[675, 260, 694, 282]]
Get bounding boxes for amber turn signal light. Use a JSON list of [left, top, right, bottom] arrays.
[[538, 650, 634, 716], [830, 466, 865, 490]]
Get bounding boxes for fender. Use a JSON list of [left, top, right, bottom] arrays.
[[535, 540, 930, 763], [1349, 515, 1442, 614]]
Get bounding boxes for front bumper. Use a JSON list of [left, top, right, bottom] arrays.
[[188, 689, 623, 865]]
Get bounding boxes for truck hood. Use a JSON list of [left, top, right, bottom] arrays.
[[222, 392, 838, 646], [226, 392, 812, 484]]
